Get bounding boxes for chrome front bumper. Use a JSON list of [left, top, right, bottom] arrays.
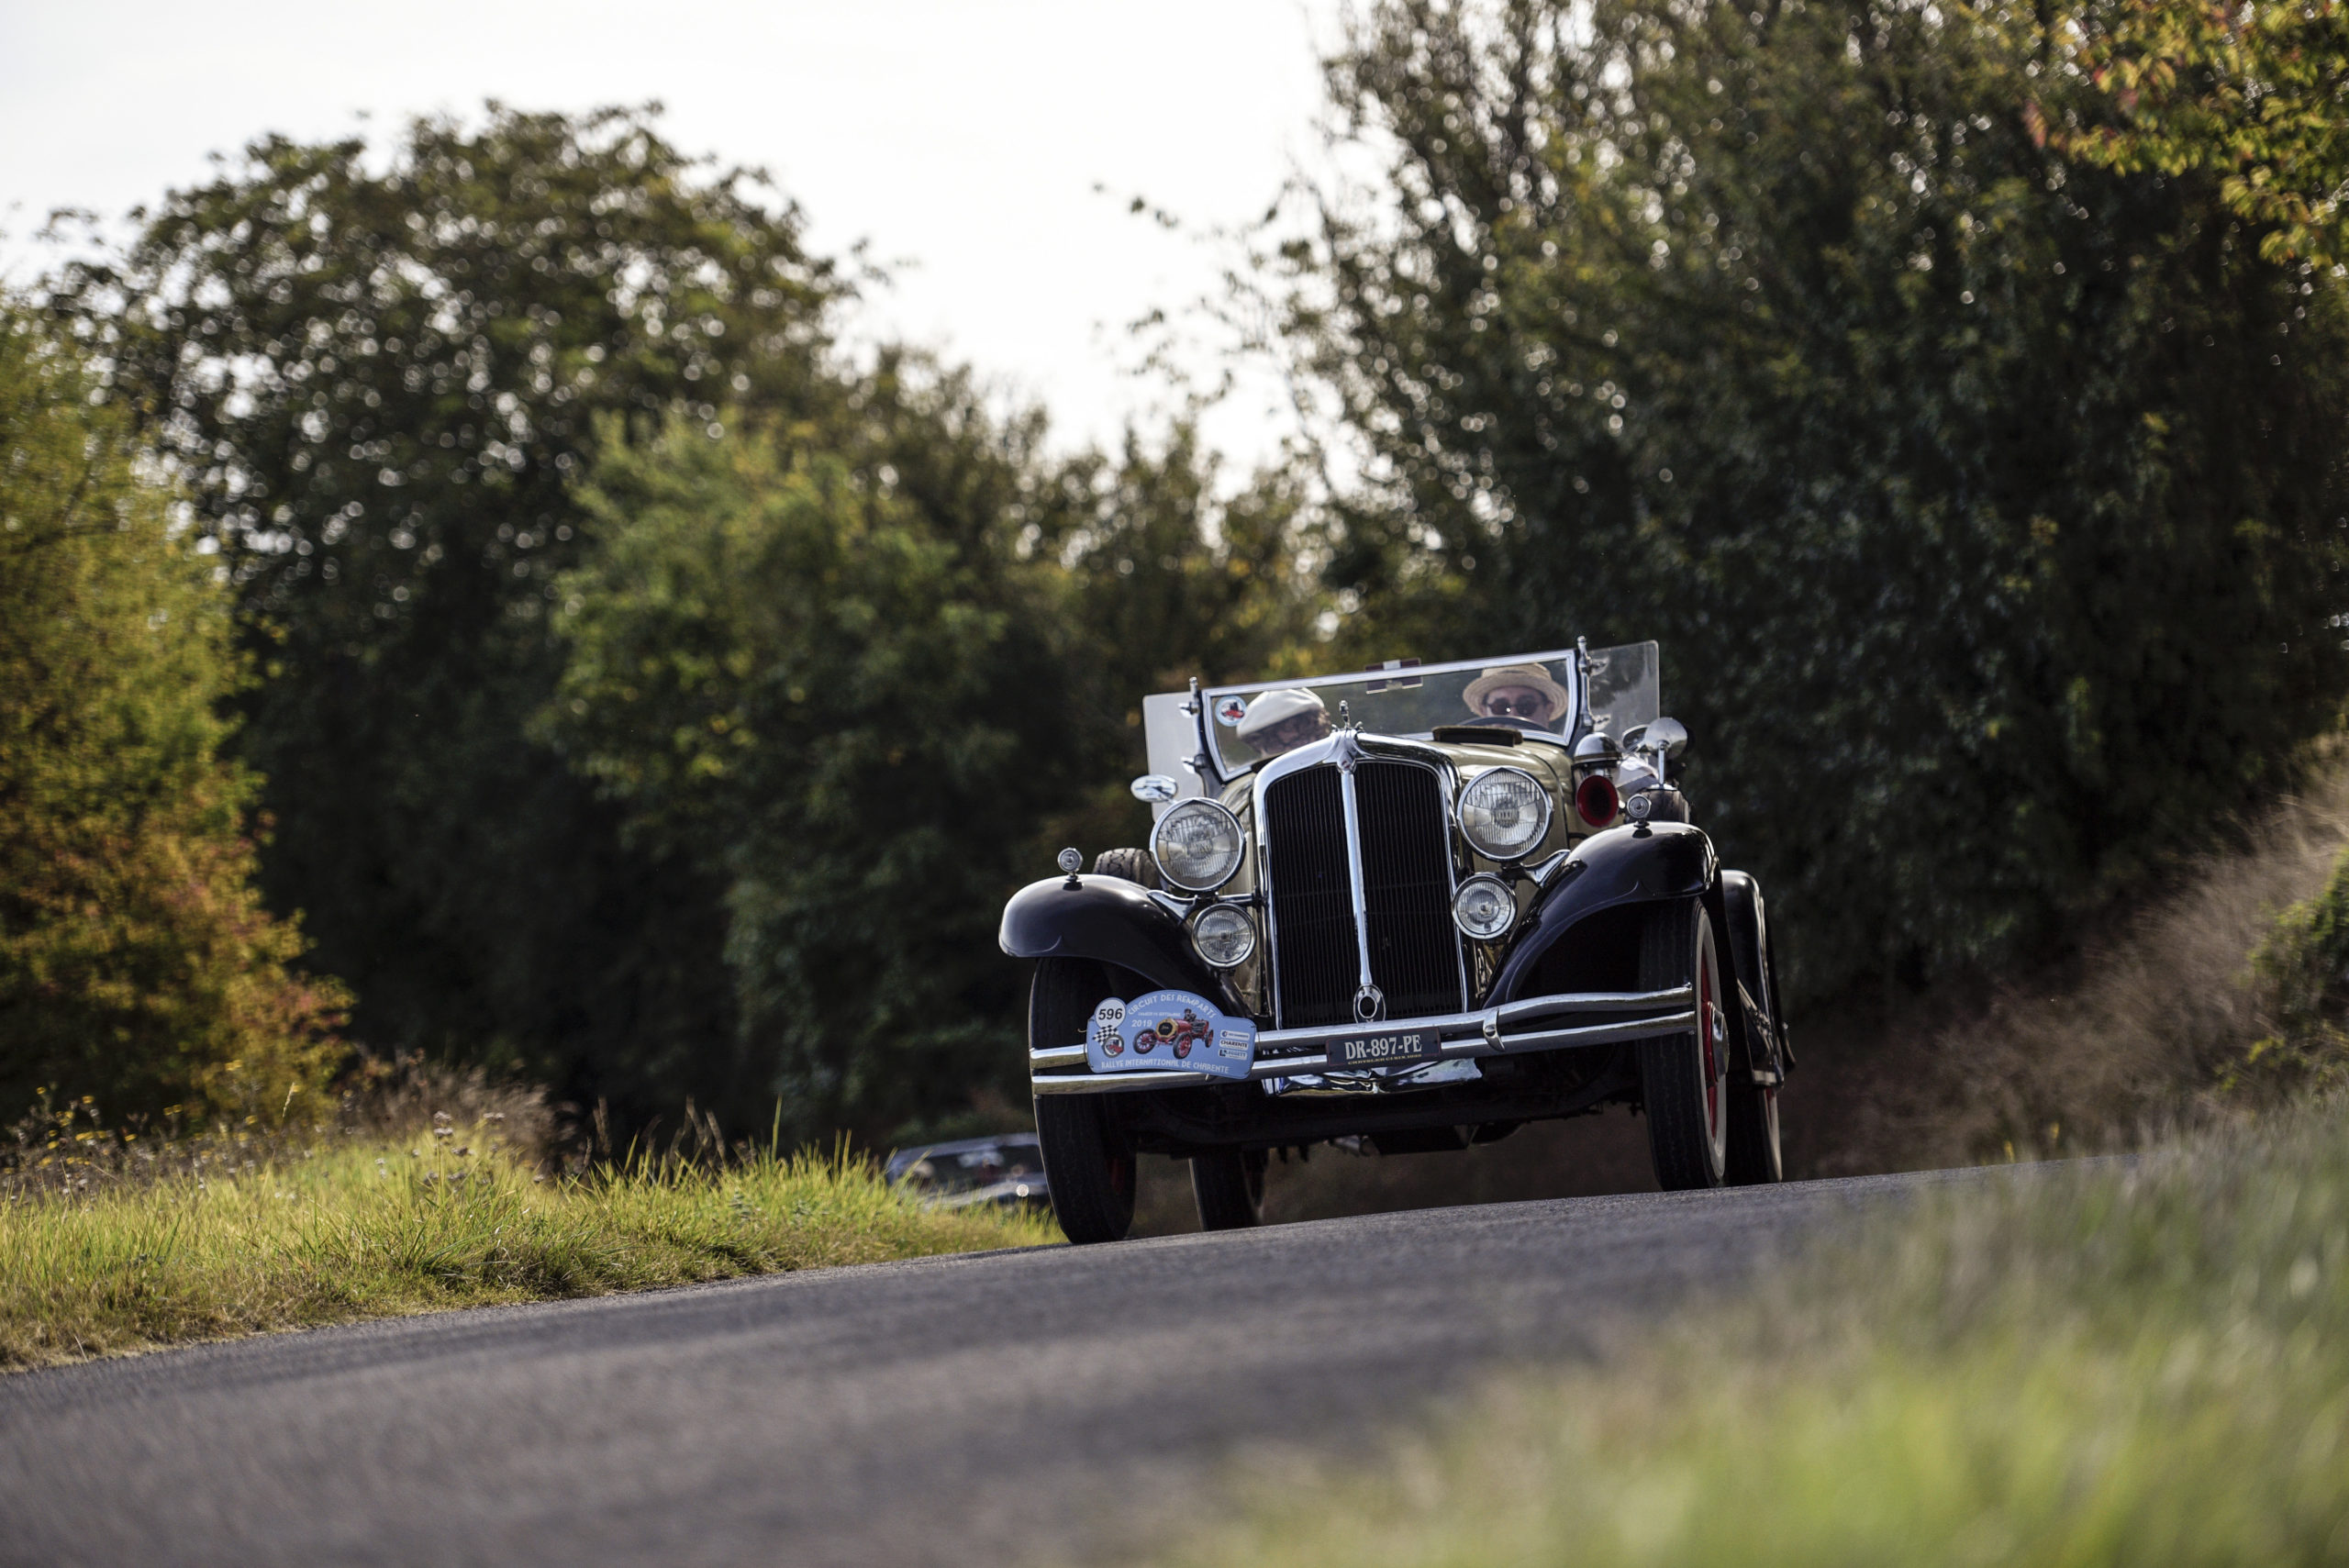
[[1028, 985, 1693, 1095]]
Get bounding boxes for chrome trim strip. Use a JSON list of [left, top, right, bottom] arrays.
[[1030, 1007, 1695, 1095], [1490, 1014, 1693, 1053], [1336, 755, 1378, 1012], [1028, 985, 1695, 1094]]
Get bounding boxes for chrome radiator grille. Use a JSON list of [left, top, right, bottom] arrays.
[[1263, 760, 1465, 1029], [1264, 766, 1353, 1028]]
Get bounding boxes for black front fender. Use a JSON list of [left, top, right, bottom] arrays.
[[1718, 870, 1789, 1079], [1491, 822, 1718, 1003], [998, 876, 1238, 1010]]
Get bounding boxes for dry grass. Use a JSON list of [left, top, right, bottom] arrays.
[[1796, 752, 2349, 1174], [2, 1051, 555, 1201]]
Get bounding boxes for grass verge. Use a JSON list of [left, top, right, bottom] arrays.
[[1, 1122, 1055, 1373], [1167, 1103, 2349, 1567]]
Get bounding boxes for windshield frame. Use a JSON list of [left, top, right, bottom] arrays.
[[1139, 642, 1660, 800], [1192, 646, 1598, 784]]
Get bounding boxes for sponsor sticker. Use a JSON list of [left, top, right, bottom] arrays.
[[1362, 657, 1422, 694], [1213, 695, 1250, 727], [1085, 990, 1256, 1081], [1089, 998, 1128, 1058]]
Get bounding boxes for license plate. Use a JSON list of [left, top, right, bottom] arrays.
[[1328, 1028, 1441, 1068]]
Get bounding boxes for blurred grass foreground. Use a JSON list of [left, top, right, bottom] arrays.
[[1174, 1099, 2349, 1568], [0, 1117, 1052, 1373]]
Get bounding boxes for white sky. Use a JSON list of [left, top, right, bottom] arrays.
[[0, 0, 1348, 472]]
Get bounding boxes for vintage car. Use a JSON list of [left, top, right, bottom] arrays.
[[998, 642, 1793, 1243]]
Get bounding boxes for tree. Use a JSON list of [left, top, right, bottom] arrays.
[[547, 404, 1072, 1139], [1035, 425, 1333, 859], [544, 388, 1327, 1143], [0, 306, 345, 1126], [46, 106, 845, 1124], [1280, 0, 2349, 994], [2041, 0, 2349, 269]]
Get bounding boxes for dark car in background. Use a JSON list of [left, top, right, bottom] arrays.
[[884, 1133, 1052, 1212]]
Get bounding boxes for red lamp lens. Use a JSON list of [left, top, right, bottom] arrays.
[[1575, 773, 1620, 827]]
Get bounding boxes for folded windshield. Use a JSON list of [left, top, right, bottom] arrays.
[[1197, 642, 1658, 779]]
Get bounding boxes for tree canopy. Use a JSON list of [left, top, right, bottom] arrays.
[[0, 305, 345, 1126], [1281, 0, 2349, 993], [545, 398, 1321, 1142], [40, 106, 1322, 1141], [2043, 0, 2349, 268], [45, 106, 845, 1123], [24, 41, 2345, 1144]]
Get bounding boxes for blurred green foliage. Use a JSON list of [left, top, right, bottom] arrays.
[[29, 25, 2349, 1147], [2047, 0, 2349, 269], [1280, 0, 2349, 995], [43, 106, 1320, 1144], [45, 106, 844, 1129], [0, 306, 346, 1125], [1171, 1097, 2349, 1568], [544, 408, 1319, 1142], [547, 408, 1082, 1139], [2238, 843, 2349, 1098]]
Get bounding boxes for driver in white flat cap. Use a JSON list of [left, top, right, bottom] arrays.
[[1236, 688, 1331, 760]]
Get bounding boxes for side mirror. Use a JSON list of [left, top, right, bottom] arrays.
[[1645, 717, 1689, 761], [1130, 774, 1179, 804]]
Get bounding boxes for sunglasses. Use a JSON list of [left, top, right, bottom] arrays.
[[1481, 695, 1553, 718]]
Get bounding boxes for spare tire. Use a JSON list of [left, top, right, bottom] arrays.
[[1092, 847, 1160, 889]]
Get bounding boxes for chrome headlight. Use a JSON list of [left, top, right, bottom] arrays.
[[1189, 903, 1257, 969], [1456, 768, 1552, 862], [1152, 799, 1245, 892], [1452, 873, 1518, 940]]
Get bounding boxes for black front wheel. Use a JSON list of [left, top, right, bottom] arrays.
[[1637, 898, 1729, 1191], [1190, 1148, 1266, 1230], [1030, 958, 1136, 1244]]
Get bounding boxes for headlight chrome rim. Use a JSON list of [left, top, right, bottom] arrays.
[[1151, 798, 1246, 892], [1189, 902, 1257, 969], [1452, 873, 1519, 940], [1455, 767, 1553, 862]]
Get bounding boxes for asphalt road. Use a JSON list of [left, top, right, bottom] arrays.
[[0, 1169, 1976, 1567]]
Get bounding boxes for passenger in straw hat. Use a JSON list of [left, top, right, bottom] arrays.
[[1235, 688, 1330, 760], [1460, 663, 1573, 729]]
